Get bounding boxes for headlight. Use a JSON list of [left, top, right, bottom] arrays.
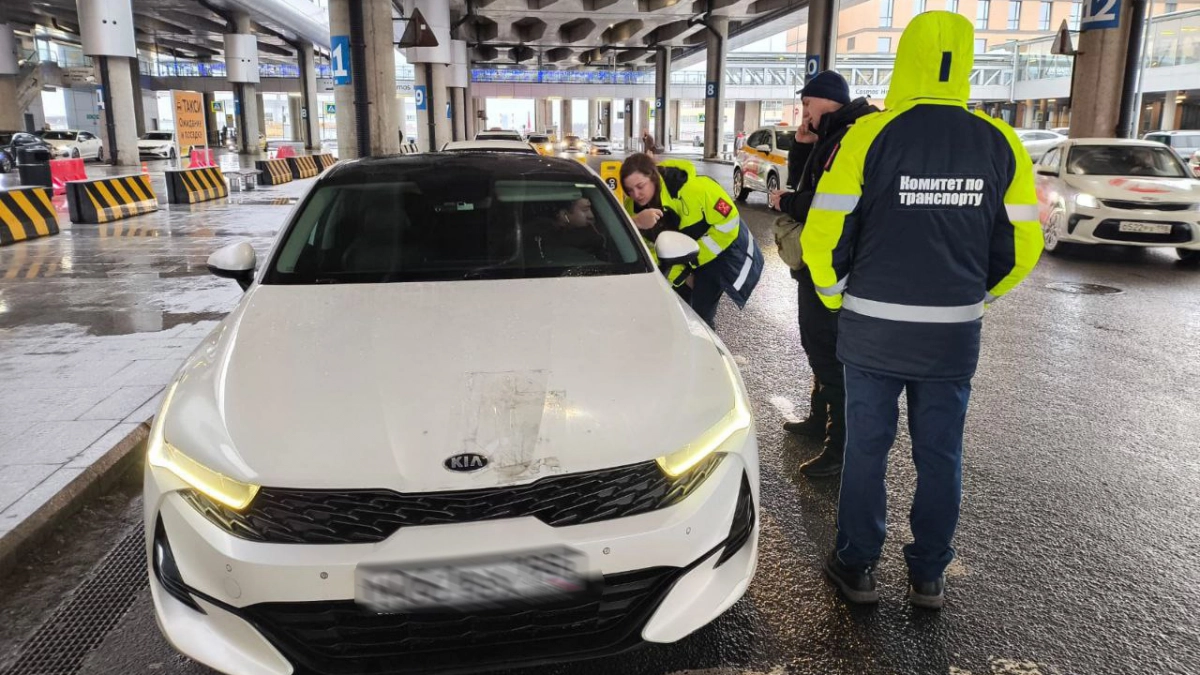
[[147, 380, 260, 510], [656, 357, 752, 477], [1075, 193, 1100, 208]]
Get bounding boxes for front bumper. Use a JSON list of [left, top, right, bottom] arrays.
[[145, 447, 759, 675], [140, 148, 173, 158], [1062, 204, 1200, 250]]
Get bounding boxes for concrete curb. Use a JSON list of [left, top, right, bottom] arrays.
[[0, 420, 151, 577]]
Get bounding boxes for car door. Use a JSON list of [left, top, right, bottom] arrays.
[[746, 130, 770, 188], [77, 132, 100, 158]]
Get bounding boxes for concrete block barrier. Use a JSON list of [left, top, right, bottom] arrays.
[[288, 155, 320, 180], [312, 153, 337, 171], [165, 166, 229, 204], [0, 186, 60, 246], [66, 174, 158, 225], [255, 159, 294, 186]]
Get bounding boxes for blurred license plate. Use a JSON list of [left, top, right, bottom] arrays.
[[1118, 221, 1172, 234], [355, 548, 587, 613]]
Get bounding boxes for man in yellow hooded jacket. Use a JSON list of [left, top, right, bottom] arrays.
[[800, 11, 1043, 609]]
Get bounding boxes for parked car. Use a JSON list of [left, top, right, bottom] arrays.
[[1016, 129, 1067, 159], [0, 131, 54, 173], [1142, 130, 1200, 163], [145, 152, 760, 675], [732, 125, 798, 200], [1035, 138, 1200, 262], [37, 129, 104, 160], [139, 131, 177, 159]]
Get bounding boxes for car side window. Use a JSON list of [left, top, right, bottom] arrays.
[[747, 131, 767, 149], [1041, 147, 1060, 168], [79, 132, 93, 141]]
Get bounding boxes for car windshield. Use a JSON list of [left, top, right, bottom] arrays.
[[528, 135, 549, 143], [477, 131, 522, 141], [266, 161, 650, 284], [1067, 145, 1189, 178], [41, 131, 77, 140], [591, 136, 608, 143], [774, 130, 797, 152], [143, 132, 173, 141]]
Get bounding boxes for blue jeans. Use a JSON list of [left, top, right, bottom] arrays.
[[835, 364, 972, 582]]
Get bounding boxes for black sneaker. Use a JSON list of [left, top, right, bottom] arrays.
[[823, 551, 879, 604], [783, 416, 825, 438], [908, 575, 945, 610], [799, 448, 843, 478]]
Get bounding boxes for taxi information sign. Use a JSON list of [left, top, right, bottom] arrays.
[[172, 90, 207, 157]]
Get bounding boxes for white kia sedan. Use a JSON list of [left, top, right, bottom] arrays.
[[39, 129, 104, 160], [145, 153, 760, 675], [1036, 138, 1200, 262]]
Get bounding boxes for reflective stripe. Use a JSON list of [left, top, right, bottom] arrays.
[[816, 276, 848, 296], [984, 292, 998, 304], [733, 235, 756, 291], [714, 217, 739, 233], [701, 235, 724, 256], [843, 293, 984, 323], [1005, 204, 1039, 222], [812, 192, 860, 212]]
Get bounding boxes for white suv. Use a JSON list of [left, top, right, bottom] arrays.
[[733, 126, 797, 201]]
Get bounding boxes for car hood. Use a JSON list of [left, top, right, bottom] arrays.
[[1067, 175, 1200, 201], [164, 274, 741, 492]]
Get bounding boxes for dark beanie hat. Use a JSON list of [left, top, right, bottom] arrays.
[[799, 70, 851, 105]]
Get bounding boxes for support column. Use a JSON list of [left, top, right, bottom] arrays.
[[639, 99, 650, 147], [1161, 92, 1179, 131], [805, 0, 836, 80], [0, 24, 21, 131], [1069, 0, 1143, 138], [404, 0, 451, 153], [1037, 99, 1047, 129], [1023, 100, 1034, 128], [601, 100, 612, 139], [77, 0, 139, 165], [128, 58, 145, 137], [289, 95, 304, 141], [202, 91, 219, 145], [329, 0, 402, 157], [703, 16, 728, 159], [534, 98, 547, 134], [226, 12, 261, 154], [256, 92, 267, 141], [470, 96, 484, 138], [669, 99, 680, 149], [654, 47, 671, 152], [561, 98, 572, 137], [448, 40, 468, 142], [299, 42, 320, 149], [623, 99, 634, 151]]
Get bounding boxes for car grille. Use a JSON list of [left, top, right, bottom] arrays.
[[238, 566, 683, 675], [1093, 220, 1194, 244], [182, 454, 724, 544], [1099, 199, 1195, 211]]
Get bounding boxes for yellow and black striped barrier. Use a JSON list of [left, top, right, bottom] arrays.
[[0, 186, 59, 247], [66, 175, 158, 225], [255, 159, 294, 186], [312, 153, 336, 171], [165, 166, 228, 205], [288, 155, 320, 180]]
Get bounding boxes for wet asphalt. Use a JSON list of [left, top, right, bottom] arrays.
[[2, 159, 1199, 675]]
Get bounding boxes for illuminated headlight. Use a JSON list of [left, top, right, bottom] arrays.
[[1075, 193, 1100, 208], [656, 357, 752, 477], [147, 381, 260, 510]]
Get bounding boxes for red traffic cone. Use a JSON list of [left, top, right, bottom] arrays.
[[141, 162, 149, 175]]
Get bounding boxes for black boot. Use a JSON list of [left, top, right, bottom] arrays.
[[800, 384, 844, 478], [908, 574, 946, 610], [784, 376, 826, 437], [823, 551, 879, 604]]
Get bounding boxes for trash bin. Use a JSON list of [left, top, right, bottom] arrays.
[[17, 147, 53, 188]]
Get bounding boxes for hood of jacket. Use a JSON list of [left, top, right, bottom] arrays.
[[885, 10, 974, 111], [657, 158, 697, 199]]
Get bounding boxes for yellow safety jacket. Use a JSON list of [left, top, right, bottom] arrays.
[[800, 11, 1043, 379]]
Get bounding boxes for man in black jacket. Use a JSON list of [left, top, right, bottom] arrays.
[[769, 70, 878, 478]]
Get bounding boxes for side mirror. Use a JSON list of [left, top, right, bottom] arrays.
[[755, 144, 771, 153], [655, 231, 700, 268], [207, 242, 256, 291], [1036, 166, 1059, 177]]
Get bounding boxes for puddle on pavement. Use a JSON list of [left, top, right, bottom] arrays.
[[0, 310, 227, 336], [1045, 282, 1123, 295]]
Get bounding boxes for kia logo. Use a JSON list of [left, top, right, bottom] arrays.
[[444, 453, 488, 473]]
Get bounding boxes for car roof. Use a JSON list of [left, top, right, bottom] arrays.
[[321, 152, 598, 183], [441, 140, 536, 153], [1145, 130, 1200, 136], [1068, 138, 1180, 147], [757, 125, 798, 132]]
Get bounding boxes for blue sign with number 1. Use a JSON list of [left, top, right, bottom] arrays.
[[331, 35, 351, 85]]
